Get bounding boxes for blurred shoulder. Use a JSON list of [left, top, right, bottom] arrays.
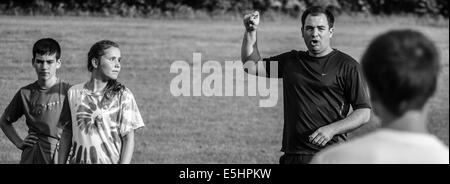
[[57, 79, 72, 91], [20, 81, 38, 91], [67, 83, 86, 95], [267, 50, 302, 59], [121, 86, 136, 99], [69, 83, 84, 91]]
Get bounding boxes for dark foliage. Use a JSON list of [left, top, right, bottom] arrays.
[[0, 0, 447, 17]]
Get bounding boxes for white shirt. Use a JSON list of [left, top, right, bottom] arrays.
[[311, 129, 449, 164], [66, 83, 145, 164]]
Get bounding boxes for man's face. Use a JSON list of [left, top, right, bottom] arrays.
[[302, 13, 333, 56], [32, 53, 60, 82], [97, 47, 121, 80]]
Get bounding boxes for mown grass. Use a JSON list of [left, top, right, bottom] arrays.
[[0, 15, 448, 163]]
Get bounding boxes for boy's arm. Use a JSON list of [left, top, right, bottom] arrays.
[[119, 130, 135, 164], [58, 124, 72, 164], [58, 94, 73, 164], [0, 115, 38, 150]]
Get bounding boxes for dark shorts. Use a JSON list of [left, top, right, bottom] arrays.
[[279, 153, 314, 164], [20, 134, 59, 164]]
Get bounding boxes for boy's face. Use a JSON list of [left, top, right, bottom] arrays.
[[32, 53, 61, 82]]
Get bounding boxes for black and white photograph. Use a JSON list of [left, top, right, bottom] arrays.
[[0, 0, 448, 169]]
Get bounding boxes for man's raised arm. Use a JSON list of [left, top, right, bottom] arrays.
[[241, 11, 268, 77]]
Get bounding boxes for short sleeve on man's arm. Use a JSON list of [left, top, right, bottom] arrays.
[[262, 50, 296, 78], [2, 90, 25, 124], [345, 64, 371, 110]]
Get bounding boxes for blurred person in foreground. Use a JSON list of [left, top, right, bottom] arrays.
[[311, 29, 449, 164], [0, 38, 70, 164], [241, 6, 371, 164]]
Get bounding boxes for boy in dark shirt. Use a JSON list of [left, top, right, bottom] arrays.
[[0, 38, 70, 164]]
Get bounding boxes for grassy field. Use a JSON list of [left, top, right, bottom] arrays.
[[0, 15, 448, 164]]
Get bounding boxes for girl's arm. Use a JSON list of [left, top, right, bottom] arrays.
[[119, 130, 135, 164]]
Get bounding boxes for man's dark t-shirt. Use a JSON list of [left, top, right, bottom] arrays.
[[263, 49, 371, 154]]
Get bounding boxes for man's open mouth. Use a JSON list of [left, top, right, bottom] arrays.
[[311, 40, 320, 45]]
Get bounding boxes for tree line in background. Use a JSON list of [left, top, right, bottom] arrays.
[[0, 0, 448, 18]]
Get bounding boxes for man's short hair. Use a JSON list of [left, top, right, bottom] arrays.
[[32, 38, 61, 60], [361, 29, 440, 116], [301, 6, 335, 29]]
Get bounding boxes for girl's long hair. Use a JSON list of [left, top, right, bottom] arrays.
[[87, 40, 125, 99]]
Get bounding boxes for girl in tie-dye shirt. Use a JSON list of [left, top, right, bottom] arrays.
[[58, 40, 144, 164]]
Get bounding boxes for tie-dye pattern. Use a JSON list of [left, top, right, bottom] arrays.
[[67, 83, 144, 164]]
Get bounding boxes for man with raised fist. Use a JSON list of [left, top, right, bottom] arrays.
[[240, 6, 371, 164]]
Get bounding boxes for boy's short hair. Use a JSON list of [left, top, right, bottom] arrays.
[[32, 38, 61, 60], [361, 29, 440, 116]]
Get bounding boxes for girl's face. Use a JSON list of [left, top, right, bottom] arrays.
[[98, 47, 121, 80]]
